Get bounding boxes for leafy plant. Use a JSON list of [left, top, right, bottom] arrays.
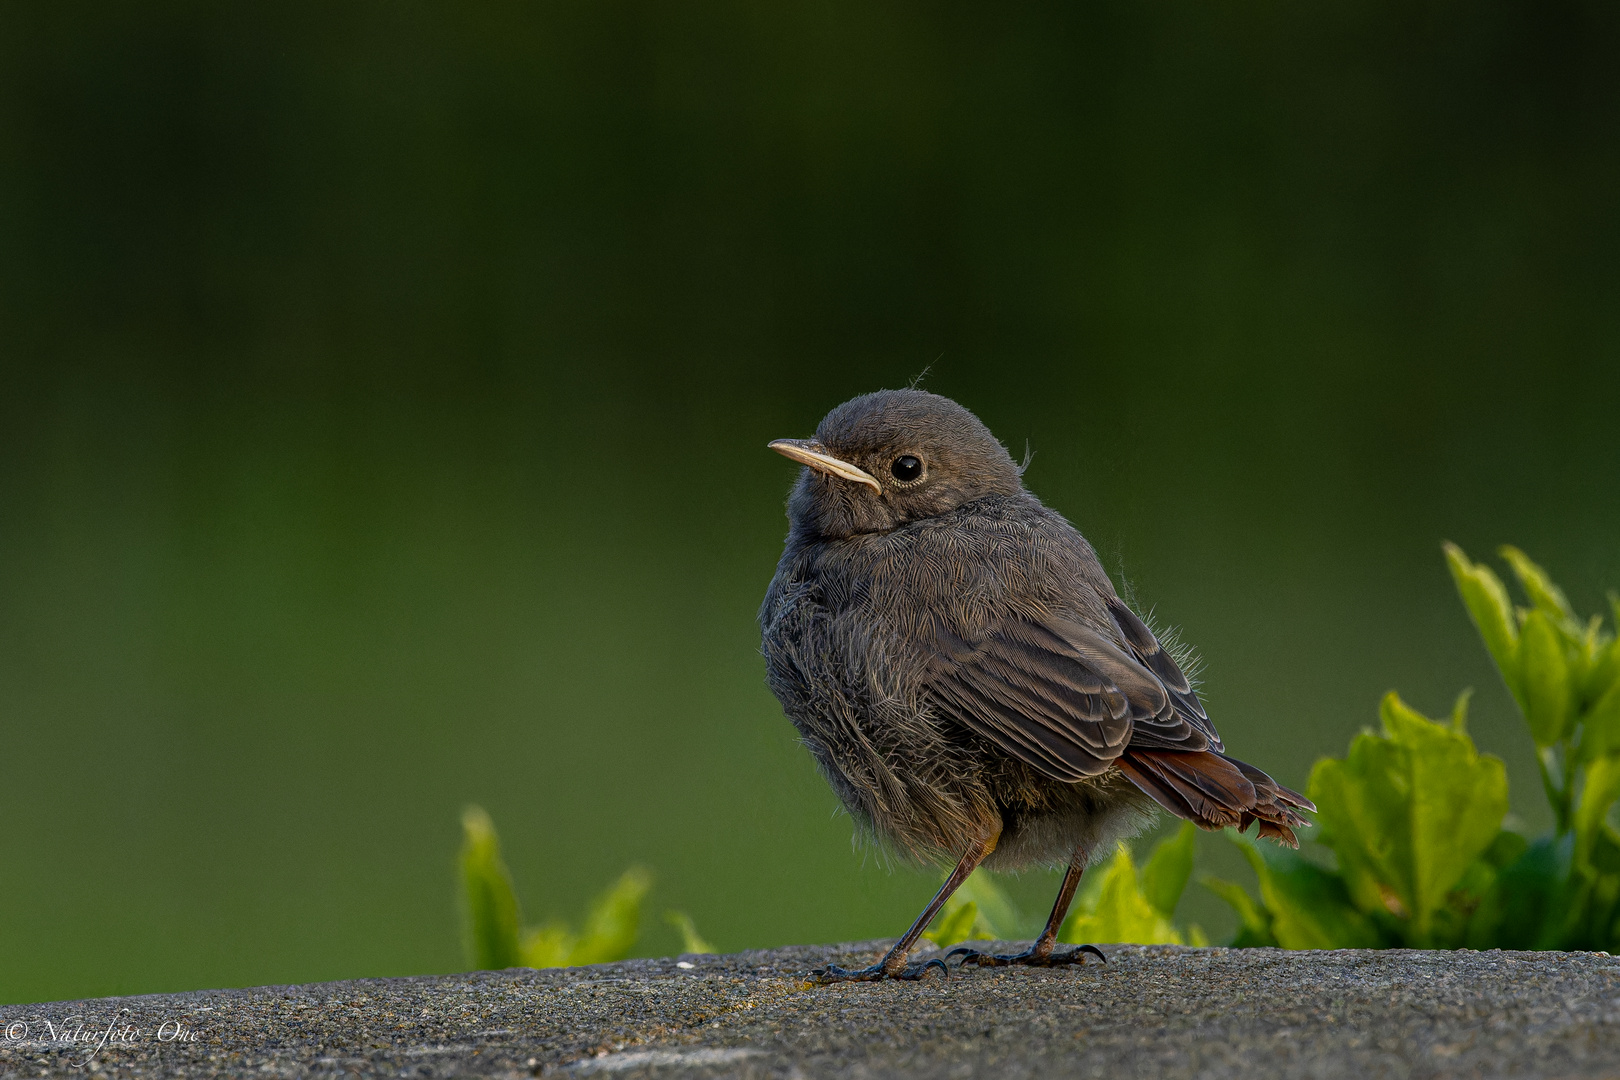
[[1205, 544, 1620, 951], [923, 822, 1208, 949], [459, 805, 705, 968], [1311, 691, 1509, 946], [457, 545, 1617, 959], [1447, 545, 1620, 832], [921, 866, 1029, 947], [664, 911, 716, 955], [1203, 830, 1379, 949], [1447, 545, 1620, 950], [1201, 694, 1502, 949], [519, 866, 651, 968], [460, 805, 526, 969], [1060, 823, 1209, 946]]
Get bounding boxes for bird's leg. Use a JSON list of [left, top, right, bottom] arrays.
[[812, 828, 999, 984], [947, 846, 1106, 969]]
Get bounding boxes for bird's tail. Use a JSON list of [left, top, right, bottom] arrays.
[[1113, 748, 1314, 847]]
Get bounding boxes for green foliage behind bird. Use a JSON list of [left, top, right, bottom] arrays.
[[922, 823, 1207, 949], [927, 543, 1620, 954], [459, 806, 709, 970], [458, 543, 1620, 957], [1204, 545, 1620, 951]]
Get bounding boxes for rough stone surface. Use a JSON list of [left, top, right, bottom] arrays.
[[4, 942, 1619, 1078]]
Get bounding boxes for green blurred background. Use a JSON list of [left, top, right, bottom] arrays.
[[2, 0, 1617, 1004]]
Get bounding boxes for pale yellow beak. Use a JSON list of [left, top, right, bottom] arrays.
[[768, 439, 882, 492]]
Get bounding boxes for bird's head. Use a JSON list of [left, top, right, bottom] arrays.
[[770, 389, 1024, 539]]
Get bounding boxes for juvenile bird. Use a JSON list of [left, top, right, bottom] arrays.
[[759, 389, 1311, 982]]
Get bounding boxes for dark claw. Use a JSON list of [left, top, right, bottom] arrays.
[[946, 943, 1106, 968], [810, 956, 949, 983]]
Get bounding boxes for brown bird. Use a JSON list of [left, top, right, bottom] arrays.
[[759, 389, 1311, 981]]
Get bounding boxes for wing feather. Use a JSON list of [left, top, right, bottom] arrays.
[[921, 595, 1237, 780], [919, 596, 1313, 842], [1105, 597, 1222, 751]]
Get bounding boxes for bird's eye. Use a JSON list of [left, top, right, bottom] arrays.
[[890, 455, 923, 482]]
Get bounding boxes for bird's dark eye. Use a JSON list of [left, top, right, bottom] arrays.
[[890, 455, 923, 482]]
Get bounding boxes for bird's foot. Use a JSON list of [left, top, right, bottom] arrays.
[[945, 942, 1106, 969], [810, 957, 949, 984]]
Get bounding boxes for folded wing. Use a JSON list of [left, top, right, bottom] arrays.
[[922, 597, 1313, 844]]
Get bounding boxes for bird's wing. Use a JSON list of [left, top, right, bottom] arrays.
[[1102, 597, 1223, 753], [922, 601, 1217, 782]]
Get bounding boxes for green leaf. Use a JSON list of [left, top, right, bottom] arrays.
[[1060, 844, 1185, 945], [459, 805, 525, 970], [1382, 692, 1512, 929], [1499, 546, 1577, 626], [1576, 618, 1614, 704], [1575, 756, 1620, 873], [1444, 543, 1522, 703], [1590, 827, 1620, 877], [1307, 693, 1507, 943], [520, 921, 577, 969], [1467, 834, 1574, 950], [1521, 610, 1574, 746], [1309, 734, 1408, 914], [922, 900, 984, 948], [663, 910, 715, 954], [458, 807, 651, 970], [1200, 874, 1276, 947], [1140, 822, 1205, 919], [1591, 596, 1620, 732], [568, 867, 651, 964], [1482, 829, 1529, 870], [1140, 822, 1197, 919], [1231, 833, 1380, 948], [1585, 679, 1620, 760], [1449, 688, 1473, 734], [924, 868, 1017, 946], [955, 868, 1021, 938], [1586, 864, 1620, 952]]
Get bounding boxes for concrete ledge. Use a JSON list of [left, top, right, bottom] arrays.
[[3, 942, 1618, 1078]]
